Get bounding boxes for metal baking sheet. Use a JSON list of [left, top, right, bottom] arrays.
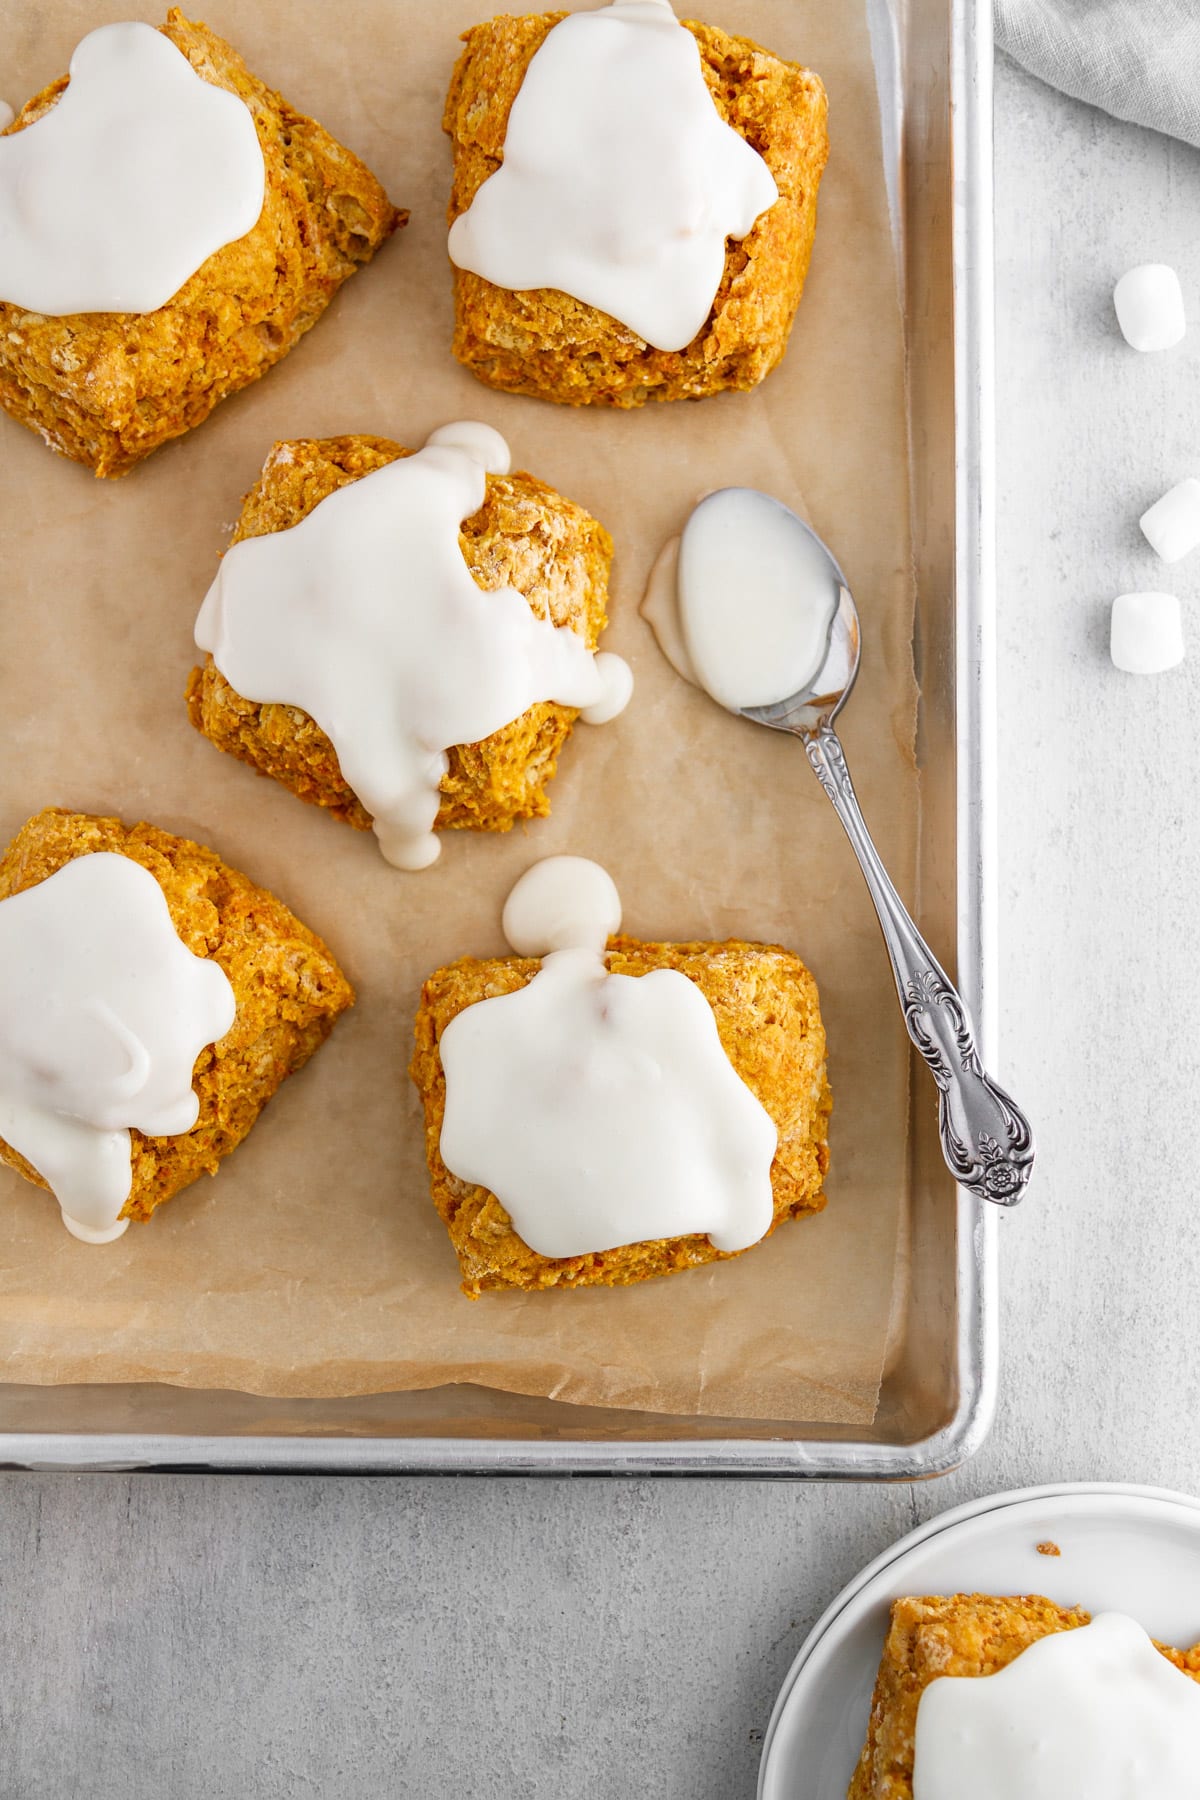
[[0, 0, 996, 1475]]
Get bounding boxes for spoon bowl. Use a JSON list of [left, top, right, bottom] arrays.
[[742, 539, 861, 737]]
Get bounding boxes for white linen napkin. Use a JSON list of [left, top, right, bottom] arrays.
[[995, 0, 1200, 149]]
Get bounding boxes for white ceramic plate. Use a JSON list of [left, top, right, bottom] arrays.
[[758, 1483, 1200, 1800]]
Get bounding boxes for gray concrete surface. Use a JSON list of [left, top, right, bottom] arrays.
[[4, 49, 1200, 1800]]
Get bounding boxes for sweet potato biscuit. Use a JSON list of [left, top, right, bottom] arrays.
[[443, 12, 829, 406], [848, 1593, 1200, 1799], [410, 938, 831, 1295], [186, 434, 613, 836], [0, 808, 354, 1225], [0, 11, 404, 477]]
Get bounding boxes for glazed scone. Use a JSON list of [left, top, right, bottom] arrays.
[[410, 937, 831, 1295], [0, 808, 353, 1226], [186, 433, 614, 838], [848, 1594, 1200, 1799], [0, 11, 403, 477], [443, 11, 829, 406]]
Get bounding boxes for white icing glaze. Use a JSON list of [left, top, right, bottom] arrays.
[[501, 855, 622, 955], [196, 425, 632, 871], [0, 22, 264, 316], [579, 652, 635, 725], [913, 1611, 1200, 1800], [447, 0, 778, 352], [642, 490, 836, 710], [0, 854, 236, 1240], [640, 535, 699, 685], [438, 857, 778, 1259], [0, 102, 14, 133], [424, 419, 511, 475], [680, 488, 839, 711], [62, 1213, 131, 1245]]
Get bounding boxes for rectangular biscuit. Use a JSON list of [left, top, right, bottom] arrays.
[[443, 12, 829, 406], [0, 11, 403, 477], [410, 937, 831, 1295], [186, 434, 613, 835], [848, 1594, 1200, 1799], [0, 808, 354, 1224]]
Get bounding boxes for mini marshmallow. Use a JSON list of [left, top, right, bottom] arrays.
[[1110, 592, 1184, 674], [1140, 477, 1200, 562], [1113, 263, 1186, 351]]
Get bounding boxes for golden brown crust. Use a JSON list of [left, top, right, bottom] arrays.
[[409, 937, 831, 1294], [0, 11, 404, 477], [185, 434, 613, 834], [443, 13, 829, 406], [848, 1594, 1200, 1799], [0, 808, 354, 1224]]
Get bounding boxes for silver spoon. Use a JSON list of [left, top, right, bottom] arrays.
[[699, 492, 1035, 1208]]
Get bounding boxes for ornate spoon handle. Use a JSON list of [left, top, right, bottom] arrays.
[[805, 721, 1034, 1206]]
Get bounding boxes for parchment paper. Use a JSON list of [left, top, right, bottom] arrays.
[[0, 0, 916, 1423]]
